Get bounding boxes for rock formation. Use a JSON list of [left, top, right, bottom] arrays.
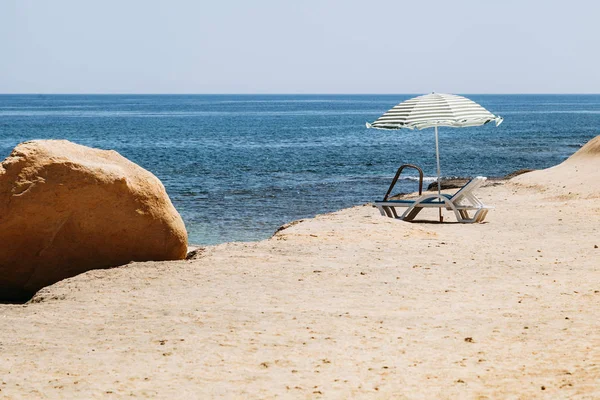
[[0, 140, 188, 301]]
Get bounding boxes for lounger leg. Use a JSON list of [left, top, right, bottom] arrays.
[[402, 206, 423, 221], [456, 209, 486, 223], [482, 209, 489, 222], [380, 206, 398, 219], [383, 207, 394, 218], [475, 209, 489, 223]]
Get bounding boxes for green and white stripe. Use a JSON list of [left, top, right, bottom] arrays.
[[366, 93, 503, 130]]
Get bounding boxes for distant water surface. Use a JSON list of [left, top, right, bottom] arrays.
[[1, 94, 598, 244]]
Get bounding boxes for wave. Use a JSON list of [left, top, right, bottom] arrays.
[[403, 176, 438, 183], [0, 110, 379, 118], [501, 110, 600, 115]]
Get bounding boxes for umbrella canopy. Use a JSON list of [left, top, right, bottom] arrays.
[[366, 93, 503, 130], [366, 93, 503, 221]]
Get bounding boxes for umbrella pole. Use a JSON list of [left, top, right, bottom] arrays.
[[434, 126, 443, 222]]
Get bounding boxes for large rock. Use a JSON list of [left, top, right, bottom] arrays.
[[0, 140, 188, 301], [512, 135, 600, 198], [565, 135, 600, 161]]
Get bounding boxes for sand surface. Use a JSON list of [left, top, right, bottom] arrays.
[[1, 139, 599, 399]]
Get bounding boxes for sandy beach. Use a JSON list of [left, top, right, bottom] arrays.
[[1, 138, 599, 399]]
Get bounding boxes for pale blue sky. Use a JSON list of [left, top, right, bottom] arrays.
[[1, 0, 599, 94]]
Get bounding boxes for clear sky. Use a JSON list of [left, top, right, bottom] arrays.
[[1, 0, 599, 94]]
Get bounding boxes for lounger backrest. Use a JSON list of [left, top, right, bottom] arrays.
[[450, 177, 486, 203]]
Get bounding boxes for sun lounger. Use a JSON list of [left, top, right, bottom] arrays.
[[374, 176, 492, 223]]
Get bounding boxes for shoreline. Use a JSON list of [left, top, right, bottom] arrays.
[[187, 167, 536, 249]]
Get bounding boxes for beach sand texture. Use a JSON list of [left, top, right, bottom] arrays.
[[1, 137, 599, 399]]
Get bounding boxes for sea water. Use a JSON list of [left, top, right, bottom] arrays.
[[1, 94, 598, 244]]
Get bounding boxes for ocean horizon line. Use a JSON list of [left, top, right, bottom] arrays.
[[1, 92, 600, 96]]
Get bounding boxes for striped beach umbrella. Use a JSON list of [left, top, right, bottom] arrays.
[[367, 92, 503, 196]]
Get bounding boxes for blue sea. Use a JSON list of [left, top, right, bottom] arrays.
[[1, 94, 598, 245]]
